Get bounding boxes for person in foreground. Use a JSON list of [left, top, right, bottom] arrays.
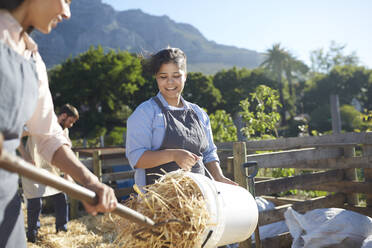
[[19, 104, 79, 242], [0, 1, 117, 247], [126, 47, 238, 187]]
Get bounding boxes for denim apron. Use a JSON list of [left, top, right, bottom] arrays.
[[0, 41, 39, 247], [145, 96, 209, 185]]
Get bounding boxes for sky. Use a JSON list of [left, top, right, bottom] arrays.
[[102, 0, 372, 68]]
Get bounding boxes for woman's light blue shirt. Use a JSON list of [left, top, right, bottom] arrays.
[[125, 92, 219, 186]]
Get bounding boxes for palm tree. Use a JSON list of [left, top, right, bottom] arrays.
[[261, 44, 309, 123], [260, 43, 288, 122], [284, 54, 309, 99]]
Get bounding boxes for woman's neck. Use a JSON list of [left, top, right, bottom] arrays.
[[168, 100, 183, 108], [163, 95, 183, 108], [10, 3, 30, 37]]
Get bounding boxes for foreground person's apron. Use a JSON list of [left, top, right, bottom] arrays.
[[0, 41, 39, 248], [145, 96, 209, 185]]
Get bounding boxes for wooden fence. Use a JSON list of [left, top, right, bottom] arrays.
[[219, 132, 372, 248], [73, 132, 372, 247]]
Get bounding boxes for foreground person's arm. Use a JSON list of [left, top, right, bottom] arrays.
[[52, 145, 117, 215]]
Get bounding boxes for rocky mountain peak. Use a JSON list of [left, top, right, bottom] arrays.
[[33, 1, 262, 74]]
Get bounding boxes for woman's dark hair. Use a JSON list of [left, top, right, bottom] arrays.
[[0, 0, 25, 10], [146, 47, 187, 75]]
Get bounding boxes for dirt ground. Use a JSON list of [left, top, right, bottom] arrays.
[[23, 203, 118, 248]]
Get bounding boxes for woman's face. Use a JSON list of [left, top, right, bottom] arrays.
[[24, 0, 71, 34], [156, 62, 186, 106]]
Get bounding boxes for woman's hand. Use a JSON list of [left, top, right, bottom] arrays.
[[82, 180, 117, 216], [173, 149, 200, 171], [214, 175, 239, 186]]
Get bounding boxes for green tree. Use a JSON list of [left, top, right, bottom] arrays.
[[213, 67, 276, 114], [183, 72, 222, 113], [308, 104, 331, 133], [260, 43, 307, 122], [310, 41, 359, 74], [132, 61, 158, 108], [239, 85, 281, 139], [283, 54, 309, 101], [213, 67, 243, 114], [49, 46, 144, 139], [311, 104, 368, 133], [260, 44, 287, 119], [209, 110, 237, 142], [303, 65, 370, 131], [362, 69, 372, 111], [105, 127, 126, 146], [340, 105, 364, 132]]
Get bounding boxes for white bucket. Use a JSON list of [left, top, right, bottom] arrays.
[[185, 172, 259, 247]]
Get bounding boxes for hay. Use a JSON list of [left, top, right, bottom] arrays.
[[25, 212, 119, 248], [113, 170, 210, 248], [25, 170, 210, 248]]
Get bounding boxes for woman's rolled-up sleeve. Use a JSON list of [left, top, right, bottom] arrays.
[[125, 102, 155, 168], [26, 53, 70, 163], [195, 106, 219, 164]]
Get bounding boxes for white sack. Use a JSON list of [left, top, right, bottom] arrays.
[[256, 197, 276, 212], [284, 207, 372, 248], [362, 235, 372, 248], [253, 197, 288, 241]]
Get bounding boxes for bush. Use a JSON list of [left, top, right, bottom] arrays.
[[105, 127, 126, 146], [309, 105, 331, 132], [210, 110, 237, 142], [340, 105, 363, 131]]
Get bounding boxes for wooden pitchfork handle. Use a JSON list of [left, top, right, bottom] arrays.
[[0, 133, 155, 228]]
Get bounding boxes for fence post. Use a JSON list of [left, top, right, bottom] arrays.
[[330, 94, 341, 134], [344, 146, 358, 206], [70, 151, 80, 219], [363, 145, 372, 207], [234, 142, 247, 188], [93, 150, 102, 182], [233, 142, 252, 248], [100, 136, 105, 147]]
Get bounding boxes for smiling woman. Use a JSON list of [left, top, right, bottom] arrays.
[[154, 49, 187, 107], [125, 47, 237, 187]]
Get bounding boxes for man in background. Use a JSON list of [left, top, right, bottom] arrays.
[[18, 104, 79, 243]]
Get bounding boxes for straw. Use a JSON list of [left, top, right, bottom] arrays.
[[114, 170, 210, 247], [26, 170, 210, 248]]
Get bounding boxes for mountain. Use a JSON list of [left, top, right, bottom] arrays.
[[33, 0, 263, 74]]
